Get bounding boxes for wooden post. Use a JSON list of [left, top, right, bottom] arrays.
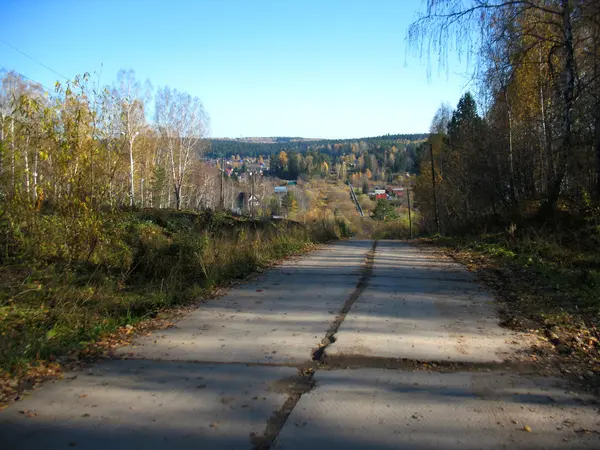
[[219, 158, 224, 210], [250, 172, 254, 218], [407, 188, 413, 239], [430, 143, 440, 234]]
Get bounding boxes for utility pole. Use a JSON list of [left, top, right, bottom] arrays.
[[406, 188, 413, 239], [250, 172, 254, 218], [219, 158, 224, 210], [429, 143, 440, 234]]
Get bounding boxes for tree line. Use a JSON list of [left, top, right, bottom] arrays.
[[410, 0, 600, 233], [265, 142, 421, 185], [0, 69, 215, 213], [208, 133, 427, 158]]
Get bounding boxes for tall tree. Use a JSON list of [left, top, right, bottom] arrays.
[[111, 69, 149, 207], [155, 87, 209, 210], [409, 0, 585, 210]]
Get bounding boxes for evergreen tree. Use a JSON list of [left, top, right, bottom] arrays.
[[362, 179, 370, 194], [287, 151, 300, 180], [371, 199, 399, 222]]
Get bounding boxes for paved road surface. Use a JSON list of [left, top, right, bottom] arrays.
[[1, 241, 598, 449]]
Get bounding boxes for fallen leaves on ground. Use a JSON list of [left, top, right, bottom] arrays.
[[421, 237, 600, 391], [1, 361, 62, 407], [0, 310, 180, 409], [19, 408, 39, 418]]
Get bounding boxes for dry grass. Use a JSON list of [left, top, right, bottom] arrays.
[[0, 210, 336, 375]]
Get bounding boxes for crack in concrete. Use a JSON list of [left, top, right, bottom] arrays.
[[372, 274, 476, 283], [113, 354, 545, 376], [251, 367, 317, 450], [311, 240, 377, 362], [319, 354, 545, 374], [113, 356, 301, 368], [251, 241, 377, 450]]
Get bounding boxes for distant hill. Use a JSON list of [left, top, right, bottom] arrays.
[[212, 137, 322, 144], [208, 134, 428, 157]]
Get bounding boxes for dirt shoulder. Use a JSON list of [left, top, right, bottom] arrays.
[[420, 236, 600, 393]]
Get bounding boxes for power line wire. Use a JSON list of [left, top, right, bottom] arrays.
[[0, 37, 69, 81], [1, 69, 63, 99]]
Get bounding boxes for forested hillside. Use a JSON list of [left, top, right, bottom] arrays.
[[209, 134, 426, 158], [212, 134, 426, 183]]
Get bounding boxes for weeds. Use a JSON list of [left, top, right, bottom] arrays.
[[371, 213, 418, 239], [0, 209, 341, 375]]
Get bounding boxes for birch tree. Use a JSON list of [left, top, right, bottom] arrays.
[[111, 69, 149, 207], [154, 87, 209, 210]]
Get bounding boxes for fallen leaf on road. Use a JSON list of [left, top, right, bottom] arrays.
[[523, 425, 532, 432]]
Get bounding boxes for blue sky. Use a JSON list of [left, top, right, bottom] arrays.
[[1, 0, 471, 138]]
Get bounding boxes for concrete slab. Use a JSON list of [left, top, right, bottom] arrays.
[[276, 240, 370, 276], [0, 360, 297, 450], [327, 241, 527, 363], [372, 240, 476, 281], [117, 240, 371, 364], [275, 369, 600, 449]]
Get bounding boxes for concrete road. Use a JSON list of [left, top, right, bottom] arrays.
[[276, 370, 600, 450], [115, 240, 371, 364], [1, 240, 598, 450], [327, 241, 527, 363]]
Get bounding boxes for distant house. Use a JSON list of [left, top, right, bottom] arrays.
[[235, 192, 260, 215]]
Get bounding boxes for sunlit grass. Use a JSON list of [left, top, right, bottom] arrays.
[[0, 210, 341, 373]]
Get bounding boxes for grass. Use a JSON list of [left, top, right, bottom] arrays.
[[370, 209, 419, 240], [0, 209, 340, 377]]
